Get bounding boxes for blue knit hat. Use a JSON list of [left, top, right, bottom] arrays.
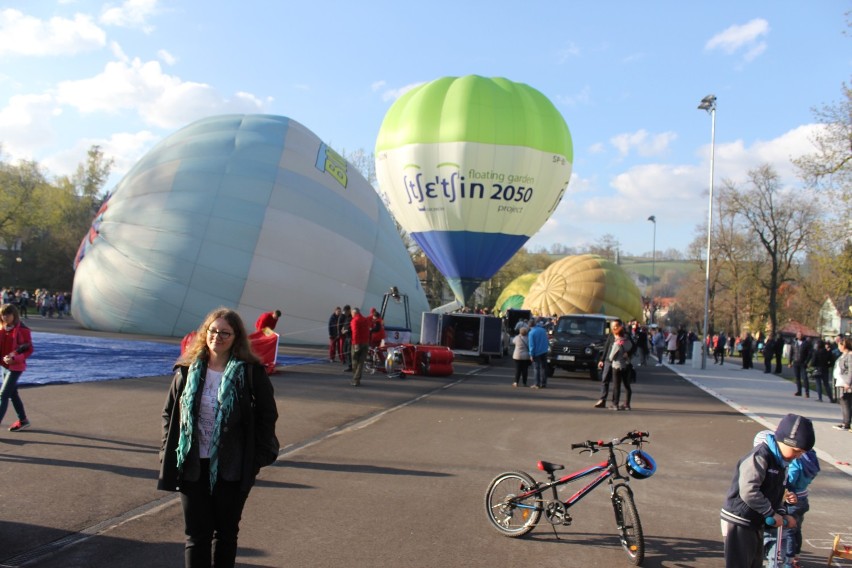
[[775, 414, 815, 450]]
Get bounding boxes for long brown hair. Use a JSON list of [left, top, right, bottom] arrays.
[[176, 307, 261, 366], [0, 304, 21, 326]]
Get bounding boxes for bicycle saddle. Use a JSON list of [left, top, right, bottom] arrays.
[[537, 460, 565, 474]]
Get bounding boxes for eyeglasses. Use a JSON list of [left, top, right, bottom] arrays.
[[207, 328, 233, 339]]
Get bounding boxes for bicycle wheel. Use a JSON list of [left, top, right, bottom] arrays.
[[612, 484, 644, 565], [484, 471, 541, 537]]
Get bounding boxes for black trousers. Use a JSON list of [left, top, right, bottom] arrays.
[[179, 460, 250, 568], [513, 359, 530, 385], [723, 523, 763, 568], [612, 367, 632, 407]]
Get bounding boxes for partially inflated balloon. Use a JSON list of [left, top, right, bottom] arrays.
[[494, 272, 540, 313], [375, 75, 572, 302], [72, 114, 429, 343], [522, 254, 643, 322]]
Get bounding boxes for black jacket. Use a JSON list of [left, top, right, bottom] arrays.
[[791, 339, 813, 366], [811, 347, 831, 375], [328, 313, 343, 339], [721, 441, 787, 529], [598, 333, 636, 380], [158, 361, 279, 493]]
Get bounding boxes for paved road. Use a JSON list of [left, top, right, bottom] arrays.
[[1, 318, 850, 567]]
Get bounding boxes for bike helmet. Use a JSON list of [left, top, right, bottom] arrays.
[[626, 450, 657, 479]]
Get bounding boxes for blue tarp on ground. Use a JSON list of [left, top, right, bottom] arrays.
[[19, 332, 320, 386]]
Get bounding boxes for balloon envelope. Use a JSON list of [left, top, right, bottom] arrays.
[[72, 114, 429, 343], [494, 272, 539, 313], [522, 254, 643, 322], [375, 75, 572, 302]]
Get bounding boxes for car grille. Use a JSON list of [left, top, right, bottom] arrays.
[[554, 345, 586, 356]]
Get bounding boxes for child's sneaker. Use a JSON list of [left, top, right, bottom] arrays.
[[8, 419, 30, 432]]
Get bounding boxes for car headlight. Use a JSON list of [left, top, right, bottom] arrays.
[[584, 347, 593, 355]]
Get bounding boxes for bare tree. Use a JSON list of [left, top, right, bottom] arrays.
[[794, 82, 852, 197], [711, 185, 764, 335], [723, 165, 819, 335], [794, 82, 852, 303], [588, 234, 621, 262]]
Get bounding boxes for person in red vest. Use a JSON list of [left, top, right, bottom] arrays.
[[349, 307, 371, 387], [255, 310, 281, 332], [369, 307, 385, 348]]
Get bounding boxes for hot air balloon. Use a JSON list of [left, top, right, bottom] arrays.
[[522, 254, 643, 322], [72, 114, 429, 344], [494, 272, 540, 313], [375, 75, 572, 303]]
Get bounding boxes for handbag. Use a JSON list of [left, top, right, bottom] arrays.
[[247, 366, 280, 469]]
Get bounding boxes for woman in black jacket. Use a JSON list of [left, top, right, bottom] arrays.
[[159, 307, 279, 568], [812, 340, 834, 403]]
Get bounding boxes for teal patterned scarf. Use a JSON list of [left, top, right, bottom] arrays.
[[175, 357, 245, 492]]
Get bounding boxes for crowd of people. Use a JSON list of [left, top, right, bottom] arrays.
[[327, 305, 385, 386], [4, 290, 850, 566], [1, 288, 71, 319]]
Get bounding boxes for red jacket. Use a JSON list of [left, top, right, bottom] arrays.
[[255, 312, 279, 332], [350, 312, 371, 346], [369, 314, 385, 346], [0, 323, 33, 372]]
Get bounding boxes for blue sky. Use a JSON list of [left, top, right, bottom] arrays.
[[0, 1, 848, 255]]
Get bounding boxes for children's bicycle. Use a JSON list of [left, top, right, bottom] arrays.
[[484, 430, 657, 566]]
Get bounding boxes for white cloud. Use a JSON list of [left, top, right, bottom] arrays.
[[0, 8, 106, 56], [526, 123, 822, 253], [743, 42, 767, 62], [55, 57, 266, 129], [378, 81, 424, 102], [0, 93, 61, 158], [157, 49, 176, 65], [610, 129, 677, 158], [41, 130, 159, 184], [110, 41, 129, 61], [100, 0, 160, 32], [705, 18, 769, 60], [703, 124, 821, 183]]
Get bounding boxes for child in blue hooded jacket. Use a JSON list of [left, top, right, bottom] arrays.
[[721, 414, 816, 568], [763, 445, 819, 568]]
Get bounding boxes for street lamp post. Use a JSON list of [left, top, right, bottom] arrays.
[[698, 94, 717, 370], [647, 215, 656, 324]]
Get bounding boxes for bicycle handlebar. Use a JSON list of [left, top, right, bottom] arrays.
[[571, 431, 650, 452]]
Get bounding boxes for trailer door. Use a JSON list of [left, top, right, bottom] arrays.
[[481, 316, 503, 355]]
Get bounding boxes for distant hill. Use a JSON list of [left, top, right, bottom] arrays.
[[618, 258, 699, 280]]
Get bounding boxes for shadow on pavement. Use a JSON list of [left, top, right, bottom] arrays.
[[516, 530, 722, 566], [279, 458, 453, 477]]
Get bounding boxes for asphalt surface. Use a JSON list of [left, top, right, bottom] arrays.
[[1, 318, 850, 568]]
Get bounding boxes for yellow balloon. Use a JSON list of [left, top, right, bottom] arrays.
[[494, 272, 539, 312], [522, 254, 643, 321]]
